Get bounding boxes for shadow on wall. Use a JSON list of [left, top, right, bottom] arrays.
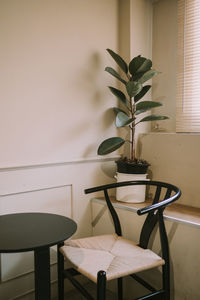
[[62, 52, 115, 158], [80, 52, 117, 158], [79, 52, 107, 108]]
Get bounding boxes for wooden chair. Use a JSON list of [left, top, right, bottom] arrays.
[[57, 180, 181, 300]]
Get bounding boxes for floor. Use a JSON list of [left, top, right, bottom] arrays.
[[64, 282, 116, 300]]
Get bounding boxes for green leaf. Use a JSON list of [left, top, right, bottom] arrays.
[[139, 114, 169, 123], [107, 49, 128, 74], [129, 56, 146, 75], [136, 101, 163, 115], [129, 56, 153, 76], [131, 72, 146, 82], [105, 67, 127, 84], [137, 59, 152, 73], [134, 85, 151, 102], [113, 107, 127, 115], [97, 137, 125, 155], [138, 69, 160, 84], [126, 81, 142, 97], [108, 86, 128, 107], [116, 111, 135, 128]]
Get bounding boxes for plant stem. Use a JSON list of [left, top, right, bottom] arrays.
[[130, 96, 135, 161]]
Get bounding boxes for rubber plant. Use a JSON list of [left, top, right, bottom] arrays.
[[97, 49, 168, 173]]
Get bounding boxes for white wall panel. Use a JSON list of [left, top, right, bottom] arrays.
[[0, 184, 72, 217], [0, 184, 71, 282], [0, 157, 117, 299]]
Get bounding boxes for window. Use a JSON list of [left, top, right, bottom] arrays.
[[176, 0, 200, 132]]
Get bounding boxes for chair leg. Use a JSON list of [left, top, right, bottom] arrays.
[[57, 244, 64, 300], [118, 278, 123, 300], [162, 264, 170, 300], [97, 270, 106, 300]]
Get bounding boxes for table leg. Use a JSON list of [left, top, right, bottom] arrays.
[[57, 243, 64, 300], [34, 247, 51, 300]]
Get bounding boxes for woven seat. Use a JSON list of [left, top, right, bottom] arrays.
[[57, 180, 181, 300], [60, 233, 164, 283]]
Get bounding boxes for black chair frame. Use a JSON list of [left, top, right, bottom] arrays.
[[58, 180, 181, 300]]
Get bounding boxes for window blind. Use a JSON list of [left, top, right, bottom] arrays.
[[176, 0, 200, 132]]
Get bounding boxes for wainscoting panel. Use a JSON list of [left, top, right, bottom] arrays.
[[0, 184, 72, 282], [0, 156, 117, 299], [0, 184, 72, 217]]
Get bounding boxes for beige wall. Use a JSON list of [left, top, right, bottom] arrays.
[[1, 0, 199, 299], [152, 0, 177, 132], [140, 0, 200, 208], [141, 132, 200, 208], [130, 0, 153, 154], [139, 2, 200, 298], [131, 1, 200, 299], [0, 1, 119, 299], [0, 0, 118, 168], [130, 0, 153, 58]]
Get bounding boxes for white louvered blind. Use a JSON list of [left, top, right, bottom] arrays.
[[176, 0, 200, 132]]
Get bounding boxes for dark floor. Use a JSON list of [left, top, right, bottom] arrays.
[[64, 282, 117, 300]]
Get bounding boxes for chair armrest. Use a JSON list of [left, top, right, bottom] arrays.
[[84, 182, 117, 194], [85, 181, 167, 194], [85, 181, 181, 216], [137, 191, 181, 215]]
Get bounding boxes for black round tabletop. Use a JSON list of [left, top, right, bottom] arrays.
[[0, 213, 77, 253]]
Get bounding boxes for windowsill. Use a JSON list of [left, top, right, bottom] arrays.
[[142, 132, 200, 136], [92, 197, 200, 228]]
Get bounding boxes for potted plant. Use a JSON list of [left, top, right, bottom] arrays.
[[97, 49, 168, 202]]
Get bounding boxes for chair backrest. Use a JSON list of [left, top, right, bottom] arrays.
[[85, 180, 181, 261]]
